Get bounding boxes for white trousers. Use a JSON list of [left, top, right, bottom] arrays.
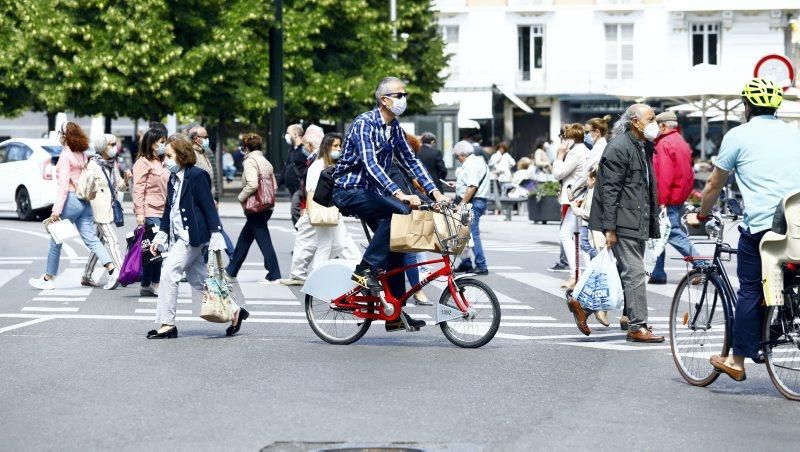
[[84, 222, 123, 278], [155, 240, 207, 326], [559, 208, 581, 273], [312, 218, 362, 270], [289, 214, 317, 280]]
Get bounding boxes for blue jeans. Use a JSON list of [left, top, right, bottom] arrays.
[[141, 217, 162, 287], [470, 198, 487, 271], [333, 189, 410, 298], [579, 225, 597, 260], [47, 193, 112, 276], [651, 204, 700, 280], [733, 227, 768, 360], [404, 253, 420, 287], [223, 165, 236, 181]]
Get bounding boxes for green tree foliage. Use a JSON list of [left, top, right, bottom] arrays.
[[0, 1, 32, 117]]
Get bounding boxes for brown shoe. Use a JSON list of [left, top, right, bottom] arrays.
[[626, 326, 665, 343], [594, 310, 610, 327], [710, 355, 746, 382], [81, 277, 100, 287], [567, 298, 591, 336]]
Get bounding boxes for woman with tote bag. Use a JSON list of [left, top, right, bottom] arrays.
[[225, 133, 281, 283]]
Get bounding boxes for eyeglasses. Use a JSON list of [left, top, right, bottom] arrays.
[[383, 92, 409, 99], [197, 135, 208, 139]]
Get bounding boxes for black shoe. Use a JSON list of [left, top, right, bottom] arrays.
[[473, 268, 489, 276], [226, 308, 250, 336], [548, 263, 569, 273], [453, 261, 474, 273], [146, 326, 178, 339], [648, 277, 667, 285], [352, 266, 382, 294], [385, 312, 426, 332], [140, 286, 157, 297]]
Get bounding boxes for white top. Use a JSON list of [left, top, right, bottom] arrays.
[[306, 158, 325, 193], [170, 170, 189, 244], [552, 143, 590, 204], [222, 153, 234, 167], [585, 137, 607, 173], [488, 151, 516, 183], [456, 155, 491, 199]]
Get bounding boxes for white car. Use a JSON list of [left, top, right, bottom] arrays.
[[0, 138, 62, 220]]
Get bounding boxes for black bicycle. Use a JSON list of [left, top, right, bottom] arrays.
[[669, 213, 800, 400]]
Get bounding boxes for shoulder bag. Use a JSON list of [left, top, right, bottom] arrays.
[[100, 166, 125, 227], [243, 159, 276, 214], [72, 153, 97, 201]]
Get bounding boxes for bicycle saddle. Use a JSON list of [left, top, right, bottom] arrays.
[[760, 190, 800, 306]]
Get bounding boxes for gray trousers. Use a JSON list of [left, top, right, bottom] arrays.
[[611, 235, 648, 332], [156, 240, 207, 326]]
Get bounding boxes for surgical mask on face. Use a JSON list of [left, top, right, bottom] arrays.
[[584, 132, 595, 148], [284, 133, 293, 145], [202, 138, 210, 149], [330, 150, 341, 160], [388, 95, 407, 116], [157, 143, 166, 155], [165, 158, 181, 174], [643, 121, 659, 142], [106, 147, 117, 159]]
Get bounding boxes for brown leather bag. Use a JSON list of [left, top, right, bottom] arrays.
[[243, 162, 276, 214]]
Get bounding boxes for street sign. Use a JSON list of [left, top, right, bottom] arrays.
[[754, 54, 795, 92]]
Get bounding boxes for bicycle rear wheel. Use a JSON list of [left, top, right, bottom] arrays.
[[305, 294, 371, 345], [439, 278, 500, 348], [669, 269, 730, 386], [763, 284, 800, 401]]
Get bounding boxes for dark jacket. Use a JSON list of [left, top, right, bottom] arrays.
[[417, 144, 448, 192], [278, 144, 307, 193], [160, 165, 223, 247], [589, 131, 660, 241]]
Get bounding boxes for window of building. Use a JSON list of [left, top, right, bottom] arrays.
[[440, 25, 460, 80], [518, 25, 544, 81], [605, 24, 634, 80], [691, 23, 719, 66]]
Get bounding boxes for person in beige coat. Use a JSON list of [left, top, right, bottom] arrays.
[[225, 133, 282, 283], [82, 134, 129, 287]]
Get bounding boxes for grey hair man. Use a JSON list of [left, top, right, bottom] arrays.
[[188, 125, 216, 199], [452, 140, 491, 275], [417, 132, 448, 192], [570, 103, 663, 341]]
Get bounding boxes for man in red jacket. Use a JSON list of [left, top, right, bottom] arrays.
[[650, 111, 699, 284]]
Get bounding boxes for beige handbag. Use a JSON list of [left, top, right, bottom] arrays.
[[307, 196, 339, 226], [199, 251, 234, 323]]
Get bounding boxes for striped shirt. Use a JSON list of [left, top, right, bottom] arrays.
[[333, 108, 436, 196]]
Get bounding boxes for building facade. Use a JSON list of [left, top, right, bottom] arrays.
[[433, 0, 800, 157]]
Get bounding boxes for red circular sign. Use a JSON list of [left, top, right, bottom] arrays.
[[754, 54, 795, 92]]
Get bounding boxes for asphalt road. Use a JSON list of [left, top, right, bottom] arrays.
[[0, 210, 797, 451]]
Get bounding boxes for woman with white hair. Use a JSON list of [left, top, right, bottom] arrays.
[[81, 134, 129, 287]]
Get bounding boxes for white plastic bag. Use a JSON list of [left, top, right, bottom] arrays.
[[573, 248, 624, 311], [644, 207, 671, 275]]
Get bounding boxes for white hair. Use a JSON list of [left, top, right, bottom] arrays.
[[375, 76, 405, 101], [611, 103, 651, 139], [91, 133, 116, 155], [453, 140, 474, 157]]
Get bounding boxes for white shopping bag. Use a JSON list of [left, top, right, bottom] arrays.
[[44, 219, 80, 244], [644, 207, 671, 275], [573, 248, 624, 311]]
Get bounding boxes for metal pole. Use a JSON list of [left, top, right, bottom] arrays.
[[390, 0, 397, 41], [269, 0, 285, 167], [700, 95, 707, 161]]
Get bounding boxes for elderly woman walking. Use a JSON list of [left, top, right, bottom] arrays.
[[81, 134, 129, 287]]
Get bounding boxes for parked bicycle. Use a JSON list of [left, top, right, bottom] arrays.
[[669, 210, 800, 400], [303, 202, 501, 348]]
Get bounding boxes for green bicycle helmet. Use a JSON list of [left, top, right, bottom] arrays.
[[741, 78, 783, 108]]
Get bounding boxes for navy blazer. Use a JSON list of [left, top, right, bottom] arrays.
[[159, 165, 223, 247]]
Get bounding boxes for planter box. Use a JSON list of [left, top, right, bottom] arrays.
[[527, 196, 561, 224]]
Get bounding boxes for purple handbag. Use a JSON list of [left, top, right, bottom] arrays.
[[118, 226, 144, 287]]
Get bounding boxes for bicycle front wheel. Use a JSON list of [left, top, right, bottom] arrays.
[[305, 294, 371, 345], [763, 285, 800, 401], [439, 278, 500, 348], [669, 269, 730, 387]]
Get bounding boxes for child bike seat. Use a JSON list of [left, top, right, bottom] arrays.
[[760, 190, 800, 305]]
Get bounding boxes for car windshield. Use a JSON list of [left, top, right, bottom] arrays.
[[42, 145, 62, 157]]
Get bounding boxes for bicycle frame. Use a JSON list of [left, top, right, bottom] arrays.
[[329, 254, 472, 324]]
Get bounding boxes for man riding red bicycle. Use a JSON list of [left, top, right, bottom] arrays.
[[332, 76, 450, 332]]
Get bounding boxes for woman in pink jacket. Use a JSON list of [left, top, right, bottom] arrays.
[[133, 128, 168, 297], [28, 122, 120, 291]]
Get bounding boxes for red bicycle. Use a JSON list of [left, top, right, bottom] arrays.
[[303, 202, 501, 348]]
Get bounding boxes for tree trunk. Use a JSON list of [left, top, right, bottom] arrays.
[[104, 115, 112, 134], [46, 112, 56, 134]]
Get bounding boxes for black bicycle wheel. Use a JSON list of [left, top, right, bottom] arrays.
[[439, 278, 500, 348], [305, 294, 371, 345], [763, 284, 800, 401], [669, 269, 730, 387]]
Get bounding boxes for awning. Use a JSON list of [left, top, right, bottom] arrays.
[[432, 90, 492, 129], [494, 84, 533, 113]]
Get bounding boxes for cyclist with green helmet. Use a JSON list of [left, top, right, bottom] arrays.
[[689, 78, 800, 382]]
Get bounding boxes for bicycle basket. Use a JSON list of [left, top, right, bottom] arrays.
[[432, 205, 472, 256]]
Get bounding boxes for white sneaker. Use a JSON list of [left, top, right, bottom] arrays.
[[259, 279, 283, 285], [103, 267, 120, 290], [29, 275, 54, 290], [278, 278, 304, 286]]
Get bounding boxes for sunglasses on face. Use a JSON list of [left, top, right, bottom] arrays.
[[383, 92, 408, 99]]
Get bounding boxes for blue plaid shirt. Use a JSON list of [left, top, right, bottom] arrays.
[[334, 108, 436, 196]]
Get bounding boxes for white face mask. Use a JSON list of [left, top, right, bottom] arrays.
[[330, 150, 341, 160], [156, 143, 166, 155], [642, 121, 659, 142], [284, 133, 293, 145], [202, 138, 210, 149], [165, 158, 181, 174], [388, 95, 407, 116], [106, 147, 118, 159]]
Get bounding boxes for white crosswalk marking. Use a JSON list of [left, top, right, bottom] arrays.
[[0, 269, 24, 290], [22, 307, 80, 313]]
